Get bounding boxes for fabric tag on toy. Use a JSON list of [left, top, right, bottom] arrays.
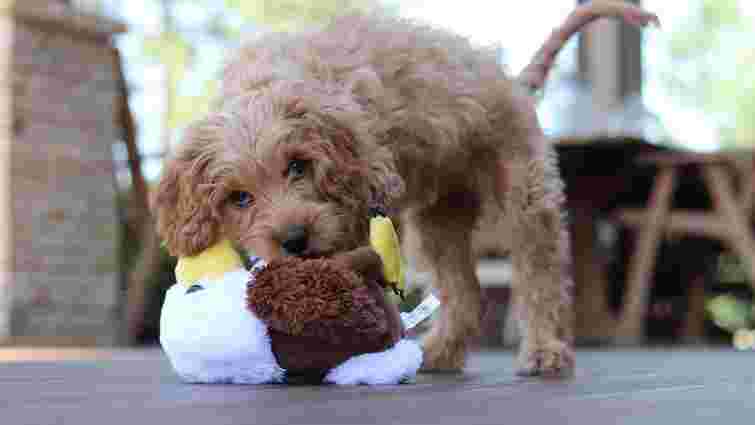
[[400, 293, 441, 330], [248, 255, 267, 274], [247, 255, 268, 287]]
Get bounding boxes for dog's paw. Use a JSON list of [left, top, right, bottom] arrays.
[[419, 332, 465, 373], [516, 340, 575, 378]]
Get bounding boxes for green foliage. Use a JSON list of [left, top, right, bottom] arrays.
[[142, 29, 194, 130], [223, 0, 377, 31], [668, 0, 739, 57], [710, 252, 753, 337], [139, 0, 381, 136], [662, 0, 755, 147], [717, 252, 749, 284], [707, 294, 752, 332]]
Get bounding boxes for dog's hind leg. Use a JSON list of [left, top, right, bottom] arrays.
[[502, 142, 575, 377], [497, 0, 658, 378], [409, 190, 483, 372]]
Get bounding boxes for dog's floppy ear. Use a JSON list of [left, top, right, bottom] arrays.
[[320, 123, 405, 216], [152, 118, 224, 257], [283, 88, 405, 215]]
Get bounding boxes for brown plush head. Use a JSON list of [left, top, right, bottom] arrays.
[[247, 257, 402, 378]]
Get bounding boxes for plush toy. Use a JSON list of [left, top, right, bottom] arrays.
[[159, 216, 423, 385]]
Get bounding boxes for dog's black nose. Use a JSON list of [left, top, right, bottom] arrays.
[[281, 225, 308, 256]]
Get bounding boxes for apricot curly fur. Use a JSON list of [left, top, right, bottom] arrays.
[[156, 2, 660, 376]]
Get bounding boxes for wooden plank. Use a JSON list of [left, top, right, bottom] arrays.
[[573, 207, 615, 342], [638, 151, 735, 167], [731, 155, 754, 217], [616, 209, 731, 239], [682, 275, 708, 343], [0, 349, 753, 425]]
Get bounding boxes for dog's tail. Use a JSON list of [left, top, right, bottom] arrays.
[[516, 0, 660, 94]]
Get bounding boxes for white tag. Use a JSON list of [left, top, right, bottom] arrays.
[[400, 294, 441, 330]]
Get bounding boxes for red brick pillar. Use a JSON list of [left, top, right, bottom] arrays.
[[2, 1, 127, 346]]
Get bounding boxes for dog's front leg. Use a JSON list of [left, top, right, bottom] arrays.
[[407, 193, 483, 372]]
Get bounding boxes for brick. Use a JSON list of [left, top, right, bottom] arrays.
[[14, 73, 118, 128], [12, 23, 117, 86], [10, 301, 120, 345], [11, 143, 116, 183], [2, 11, 124, 345], [14, 123, 117, 159]]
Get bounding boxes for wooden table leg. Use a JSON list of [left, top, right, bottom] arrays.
[[703, 165, 755, 291], [614, 168, 677, 345], [682, 274, 707, 344], [736, 158, 754, 218], [572, 207, 616, 344]]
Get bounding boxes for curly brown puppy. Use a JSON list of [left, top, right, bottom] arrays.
[[153, 1, 659, 377]]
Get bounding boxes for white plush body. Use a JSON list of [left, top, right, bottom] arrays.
[[160, 268, 285, 384], [159, 264, 423, 385]]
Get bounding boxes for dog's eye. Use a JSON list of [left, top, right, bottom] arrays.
[[286, 159, 309, 179], [228, 191, 254, 208]]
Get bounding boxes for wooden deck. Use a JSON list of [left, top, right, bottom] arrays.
[[1, 348, 753, 424]]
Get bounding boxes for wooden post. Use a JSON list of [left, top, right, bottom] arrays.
[[682, 274, 707, 344], [735, 156, 754, 218], [614, 168, 676, 344], [0, 1, 15, 341], [572, 206, 616, 343], [578, 0, 642, 106]]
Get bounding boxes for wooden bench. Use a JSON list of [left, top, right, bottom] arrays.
[[613, 151, 755, 344]]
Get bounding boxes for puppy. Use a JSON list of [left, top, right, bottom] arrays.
[[153, 1, 659, 376]]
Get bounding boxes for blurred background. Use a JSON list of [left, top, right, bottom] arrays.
[[1, 0, 754, 357]]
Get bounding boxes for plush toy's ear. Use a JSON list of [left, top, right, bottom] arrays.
[[152, 118, 224, 257]]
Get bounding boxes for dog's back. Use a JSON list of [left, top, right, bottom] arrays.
[[222, 13, 509, 102]]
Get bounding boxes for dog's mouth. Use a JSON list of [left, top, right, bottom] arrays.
[[284, 249, 333, 260]]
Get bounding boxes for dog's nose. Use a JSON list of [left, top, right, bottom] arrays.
[[281, 225, 308, 256]]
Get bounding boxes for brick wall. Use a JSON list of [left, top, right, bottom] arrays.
[[1, 4, 126, 345]]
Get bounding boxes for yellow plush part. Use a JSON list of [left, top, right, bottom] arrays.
[[369, 215, 405, 292], [175, 239, 244, 287]]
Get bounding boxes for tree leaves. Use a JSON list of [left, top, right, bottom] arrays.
[[707, 294, 752, 333], [224, 0, 375, 31], [138, 0, 379, 137], [662, 0, 755, 146]]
